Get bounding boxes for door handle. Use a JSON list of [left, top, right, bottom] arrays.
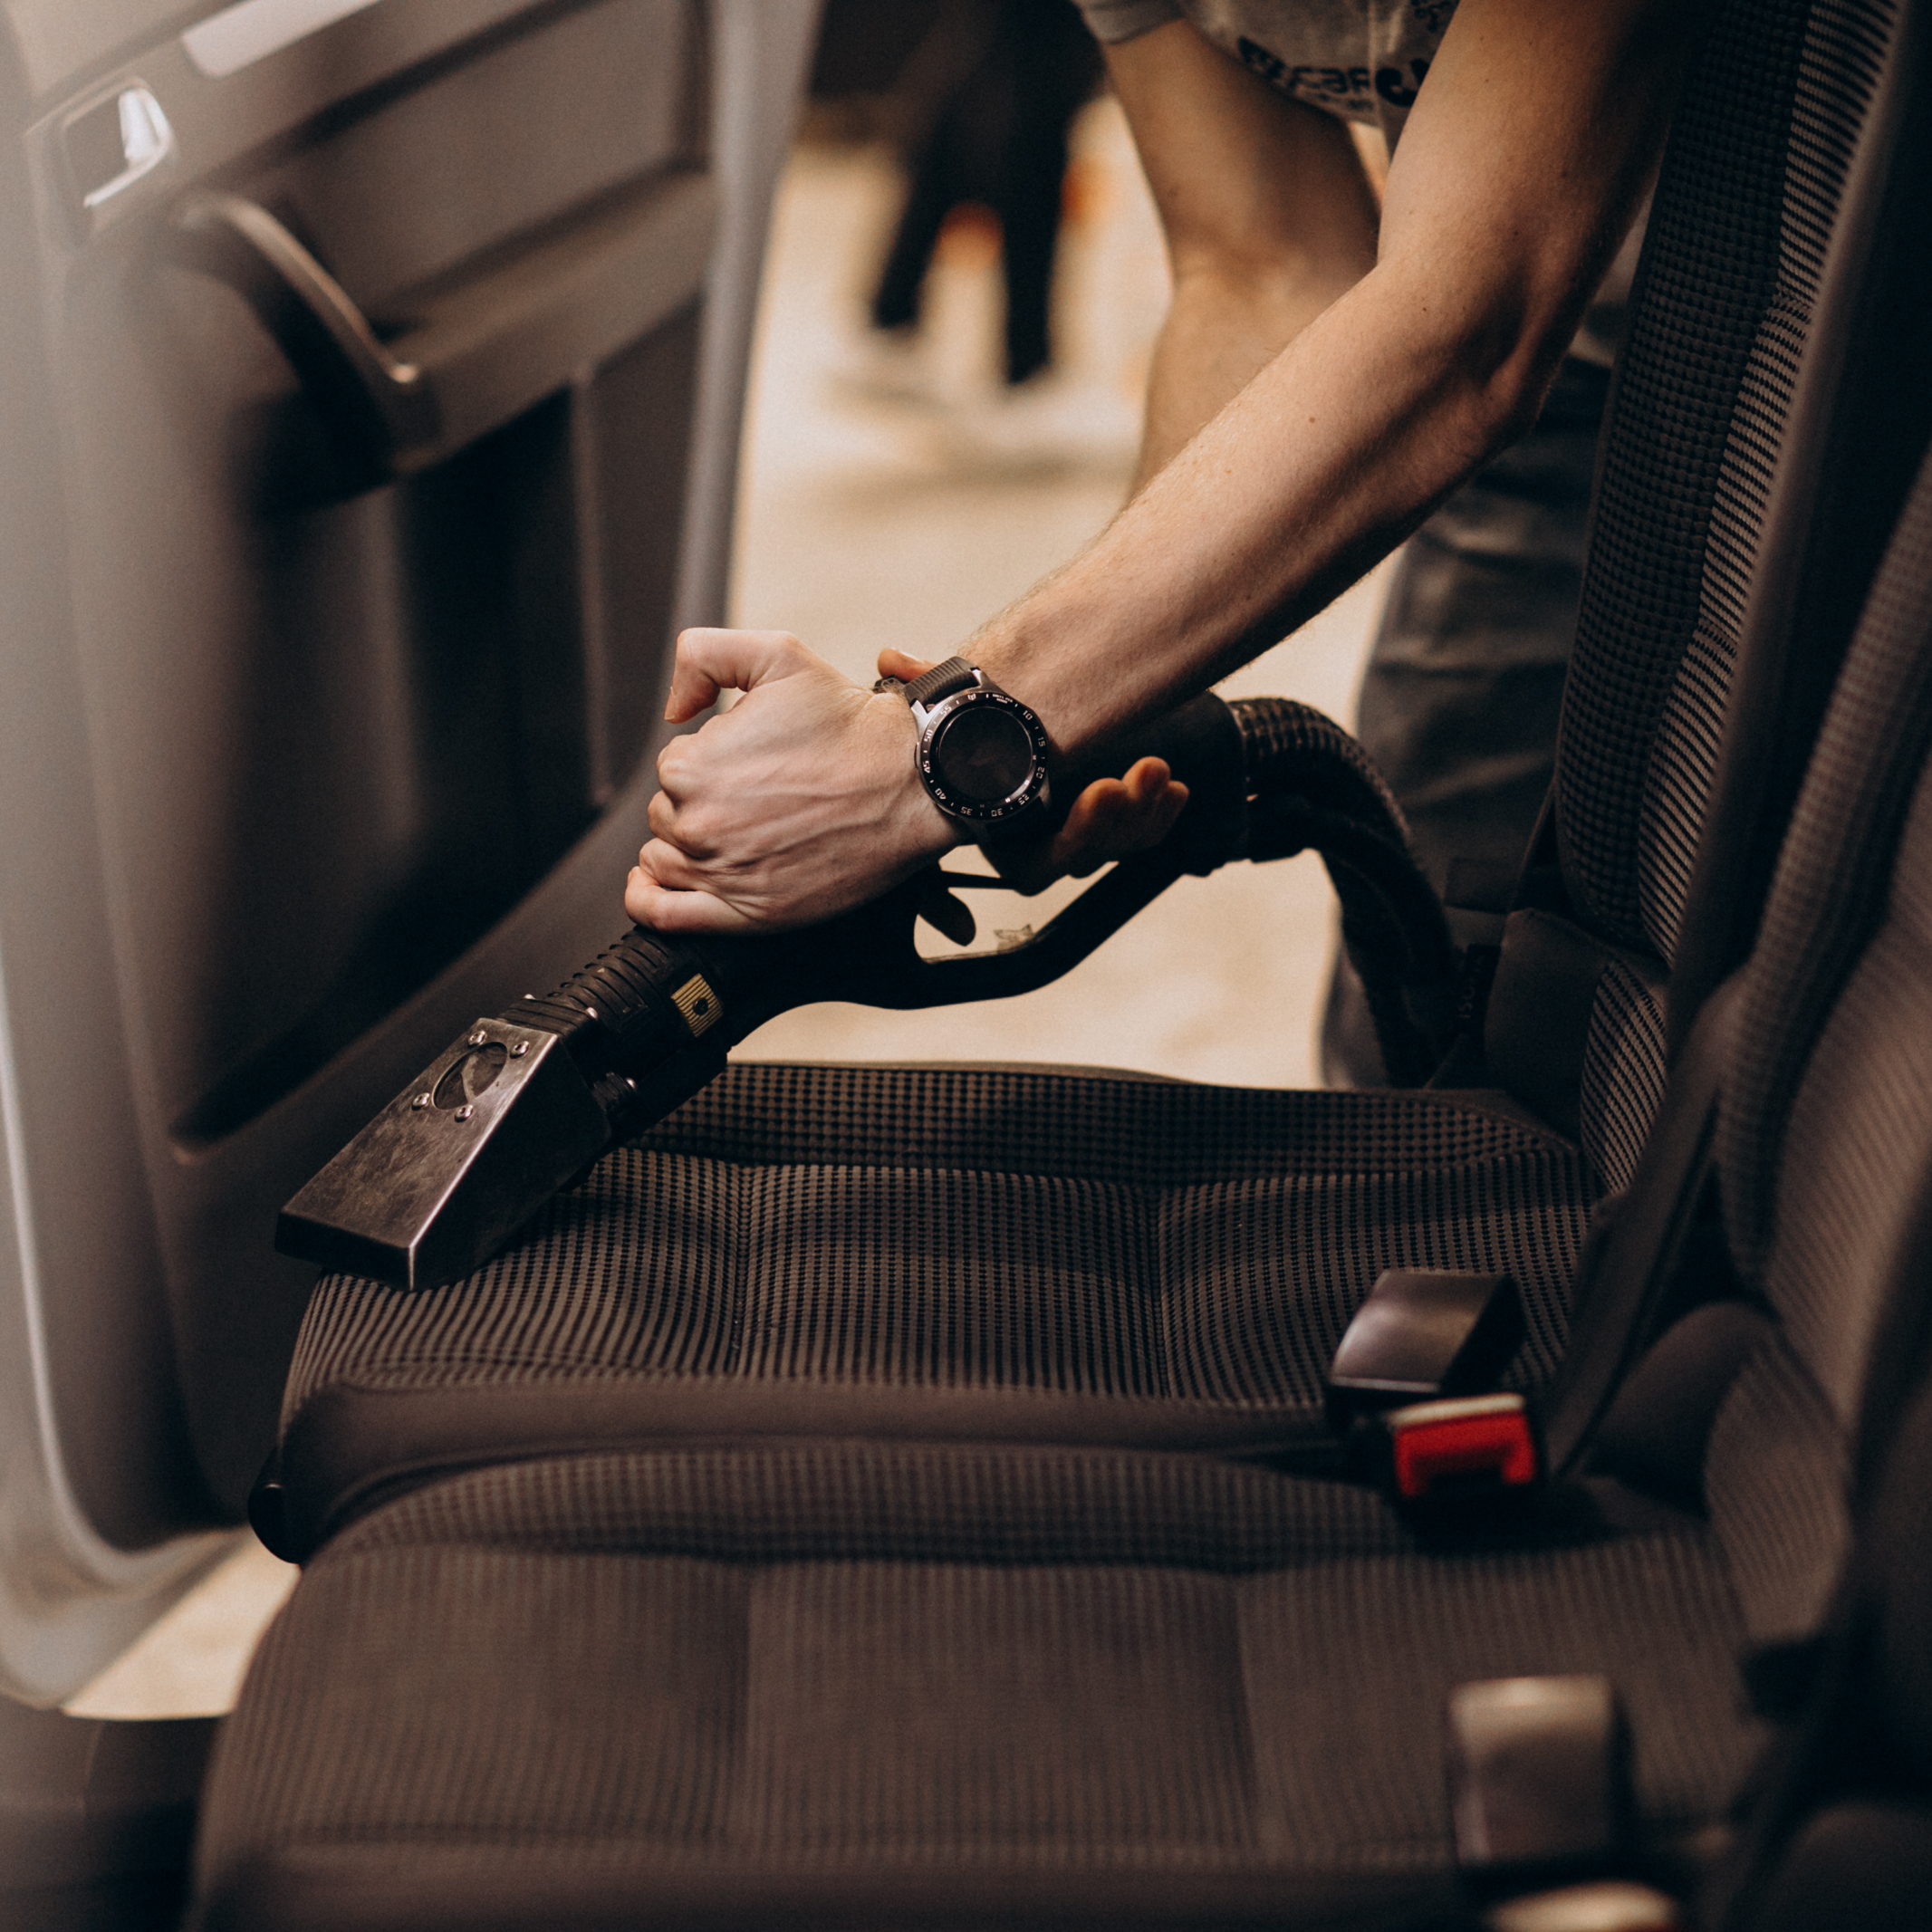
[[169, 190, 439, 480], [168, 169, 715, 490]]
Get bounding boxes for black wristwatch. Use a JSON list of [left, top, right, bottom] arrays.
[[880, 657, 1053, 842]]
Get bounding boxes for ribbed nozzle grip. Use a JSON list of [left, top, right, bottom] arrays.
[[513, 927, 697, 1051]]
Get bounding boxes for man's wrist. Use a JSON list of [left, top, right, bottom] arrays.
[[870, 686, 966, 856], [970, 630, 1102, 768]]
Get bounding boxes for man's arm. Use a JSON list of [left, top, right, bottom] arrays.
[[868, 34, 1384, 889], [1113, 23, 1379, 491], [627, 0, 1705, 934], [977, 0, 1694, 740]]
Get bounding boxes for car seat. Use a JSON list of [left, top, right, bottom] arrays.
[[257, 0, 1932, 1562], [192, 410, 1932, 1929]]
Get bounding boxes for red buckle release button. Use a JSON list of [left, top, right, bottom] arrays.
[[1388, 1393, 1540, 1501]]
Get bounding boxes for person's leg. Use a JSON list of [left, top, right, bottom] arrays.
[[870, 124, 966, 335], [870, 1, 1014, 340], [993, 121, 1068, 386], [988, 9, 1099, 386], [1323, 356, 1611, 1086]]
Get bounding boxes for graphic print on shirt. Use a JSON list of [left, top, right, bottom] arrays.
[[1186, 0, 1457, 143], [1236, 36, 1430, 111]]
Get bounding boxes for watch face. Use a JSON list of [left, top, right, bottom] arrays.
[[922, 690, 1049, 820]]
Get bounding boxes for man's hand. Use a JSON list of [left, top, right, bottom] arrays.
[[875, 649, 1190, 895], [625, 630, 958, 934]]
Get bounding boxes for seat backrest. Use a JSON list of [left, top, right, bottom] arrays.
[[0, 0, 819, 1703], [1665, 446, 1932, 1932], [1693, 435, 1932, 1654], [1557, 0, 1896, 966], [1488, 0, 1932, 1198]]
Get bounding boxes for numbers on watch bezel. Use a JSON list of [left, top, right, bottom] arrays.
[[917, 687, 1053, 824]]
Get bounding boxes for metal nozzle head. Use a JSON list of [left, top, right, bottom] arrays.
[[275, 1020, 610, 1290]]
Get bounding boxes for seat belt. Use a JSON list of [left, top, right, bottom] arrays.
[[1322, 974, 1744, 1517], [1537, 973, 1743, 1477], [1325, 1269, 1526, 1430]]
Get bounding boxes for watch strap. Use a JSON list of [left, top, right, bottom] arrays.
[[900, 657, 979, 708]]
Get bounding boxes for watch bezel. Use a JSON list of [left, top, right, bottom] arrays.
[[916, 686, 1053, 825]]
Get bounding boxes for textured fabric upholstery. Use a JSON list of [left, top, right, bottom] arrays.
[[1560, 0, 1890, 961], [198, 1445, 1757, 1917], [1707, 591, 1932, 1646], [285, 1078, 1585, 1422], [1720, 452, 1932, 1283], [1579, 959, 1668, 1196], [1548, 0, 1897, 1199], [1702, 477, 1932, 1640]]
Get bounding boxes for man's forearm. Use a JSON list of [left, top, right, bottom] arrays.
[[628, 0, 1703, 937], [1107, 25, 1381, 495], [976, 251, 1567, 764], [1132, 261, 1363, 493]]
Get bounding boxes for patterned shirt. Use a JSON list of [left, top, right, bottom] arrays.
[[1076, 0, 1458, 149]]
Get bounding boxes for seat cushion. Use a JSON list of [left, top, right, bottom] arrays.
[[197, 1442, 1758, 1932], [273, 1064, 1592, 1555]]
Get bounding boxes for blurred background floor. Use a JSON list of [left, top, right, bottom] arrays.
[[730, 100, 1387, 1088], [65, 99, 1385, 1722]]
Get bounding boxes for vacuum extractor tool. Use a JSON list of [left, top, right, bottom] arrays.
[[277, 695, 1458, 1290]]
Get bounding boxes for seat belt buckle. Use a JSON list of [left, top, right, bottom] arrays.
[[1388, 1392, 1543, 1505], [1325, 1269, 1526, 1436], [1448, 1675, 1629, 1877], [1322, 1270, 1541, 1512], [1446, 1676, 1682, 1928], [1479, 1881, 1682, 1930]]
